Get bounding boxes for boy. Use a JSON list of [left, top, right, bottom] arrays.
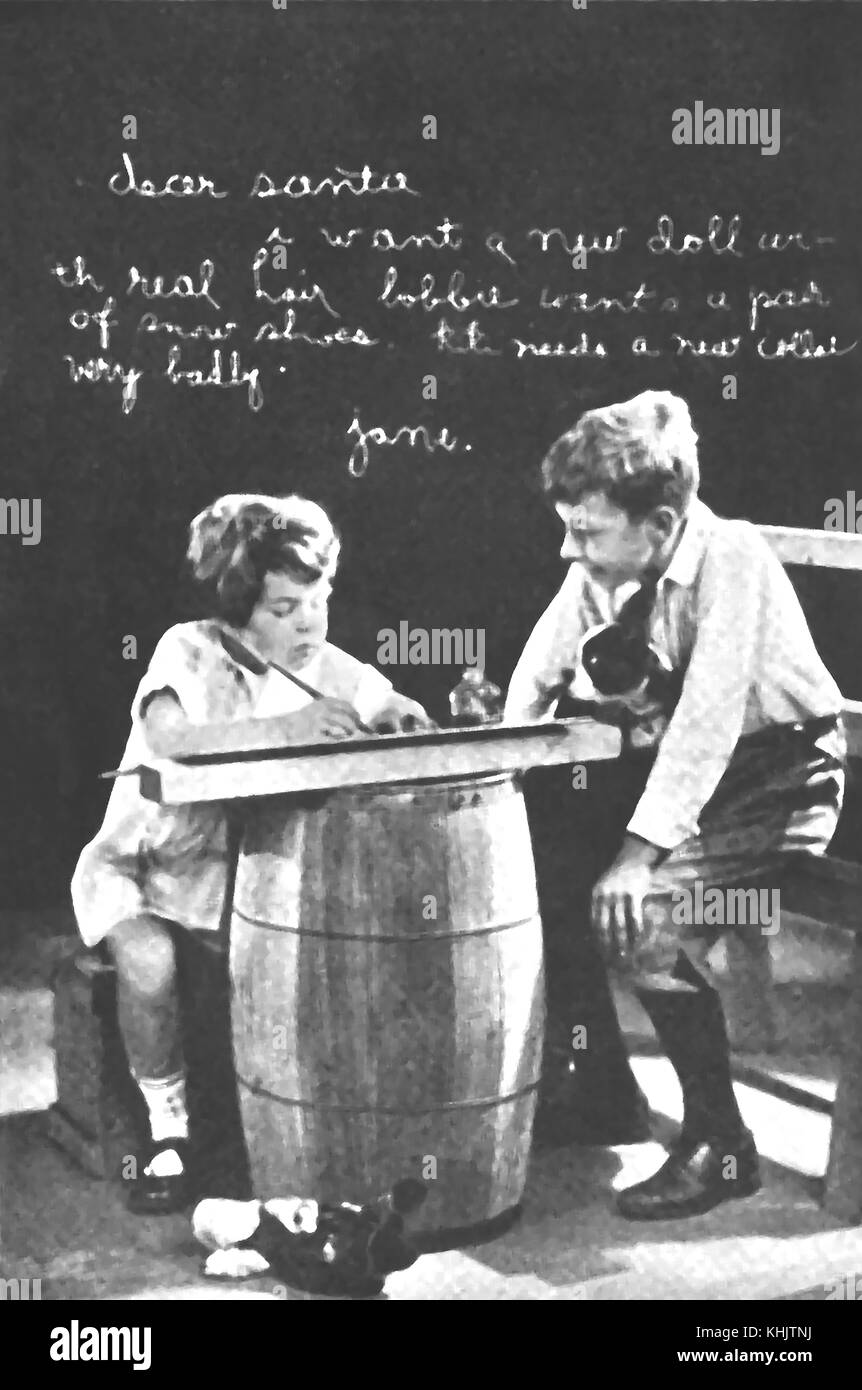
[[505, 390, 845, 1219]]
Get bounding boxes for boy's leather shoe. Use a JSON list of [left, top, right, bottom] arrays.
[[616, 1128, 761, 1220], [127, 1138, 192, 1215]]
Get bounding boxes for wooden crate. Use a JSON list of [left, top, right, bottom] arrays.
[[42, 951, 140, 1179], [42, 934, 250, 1193]]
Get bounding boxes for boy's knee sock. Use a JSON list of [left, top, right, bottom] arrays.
[[545, 900, 645, 1109], [635, 951, 745, 1142], [568, 968, 645, 1106], [134, 1069, 190, 1144]]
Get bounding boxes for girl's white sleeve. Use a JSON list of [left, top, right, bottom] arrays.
[[131, 625, 240, 726], [353, 665, 394, 726]]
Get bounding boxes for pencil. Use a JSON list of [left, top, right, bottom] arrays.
[[217, 628, 373, 733], [99, 633, 375, 780]]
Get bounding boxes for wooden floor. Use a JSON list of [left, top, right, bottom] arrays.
[[4, 1061, 860, 1303], [2, 908, 862, 1301]]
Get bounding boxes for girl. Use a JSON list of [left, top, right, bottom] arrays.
[[72, 493, 429, 1213]]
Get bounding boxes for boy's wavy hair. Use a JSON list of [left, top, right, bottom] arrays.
[[186, 493, 340, 628], [541, 390, 700, 519]]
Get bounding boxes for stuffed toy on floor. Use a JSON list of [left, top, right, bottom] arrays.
[[192, 1178, 427, 1298]]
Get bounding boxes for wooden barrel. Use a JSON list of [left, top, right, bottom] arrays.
[[230, 772, 544, 1233]]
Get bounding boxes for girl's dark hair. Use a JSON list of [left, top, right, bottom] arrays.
[[186, 493, 340, 628]]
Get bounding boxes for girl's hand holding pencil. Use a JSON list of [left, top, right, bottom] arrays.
[[216, 626, 433, 736], [286, 699, 367, 743]]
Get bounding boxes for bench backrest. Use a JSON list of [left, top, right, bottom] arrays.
[[758, 525, 862, 759]]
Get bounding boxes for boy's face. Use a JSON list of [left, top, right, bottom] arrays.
[[556, 492, 680, 590], [244, 570, 331, 670]]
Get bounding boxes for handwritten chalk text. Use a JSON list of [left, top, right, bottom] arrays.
[[747, 281, 829, 333], [251, 252, 340, 317], [758, 229, 835, 252], [137, 313, 239, 342], [371, 219, 463, 252], [52, 257, 105, 294], [127, 260, 221, 311], [164, 346, 263, 410], [69, 297, 118, 351], [648, 214, 743, 257], [512, 333, 607, 359], [380, 267, 518, 312], [527, 226, 627, 257], [109, 152, 229, 199], [539, 282, 657, 313], [260, 309, 379, 348], [249, 165, 420, 199], [345, 409, 465, 479], [432, 318, 502, 355], [63, 355, 143, 413], [672, 335, 741, 358], [756, 331, 857, 360]]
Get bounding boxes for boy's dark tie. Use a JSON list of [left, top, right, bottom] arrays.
[[582, 570, 662, 698], [614, 570, 661, 643]]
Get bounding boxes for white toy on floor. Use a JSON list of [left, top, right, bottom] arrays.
[[192, 1179, 427, 1298]]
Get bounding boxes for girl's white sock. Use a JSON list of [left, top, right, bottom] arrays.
[[136, 1071, 190, 1145]]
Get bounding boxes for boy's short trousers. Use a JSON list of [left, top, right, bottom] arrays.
[[625, 714, 846, 976]]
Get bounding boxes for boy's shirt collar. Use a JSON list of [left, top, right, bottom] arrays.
[[582, 496, 714, 616], [658, 495, 713, 589]]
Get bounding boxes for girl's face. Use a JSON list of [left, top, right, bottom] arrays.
[[242, 569, 332, 670]]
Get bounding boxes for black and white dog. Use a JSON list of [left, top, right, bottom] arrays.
[[192, 1179, 427, 1298]]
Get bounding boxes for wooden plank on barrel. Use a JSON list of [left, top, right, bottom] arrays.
[[133, 719, 623, 804], [163, 715, 616, 764]]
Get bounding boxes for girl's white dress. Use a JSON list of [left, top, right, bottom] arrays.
[[71, 621, 393, 947]]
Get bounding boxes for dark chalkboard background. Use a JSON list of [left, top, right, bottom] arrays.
[[1, 0, 861, 904]]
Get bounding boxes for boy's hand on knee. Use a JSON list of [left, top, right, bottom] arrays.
[[592, 860, 652, 962], [592, 835, 663, 963]]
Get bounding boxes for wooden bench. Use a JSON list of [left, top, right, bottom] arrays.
[[746, 526, 862, 1222], [45, 927, 244, 1184]]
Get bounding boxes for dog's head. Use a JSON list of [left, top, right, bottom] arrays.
[[581, 622, 651, 697]]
